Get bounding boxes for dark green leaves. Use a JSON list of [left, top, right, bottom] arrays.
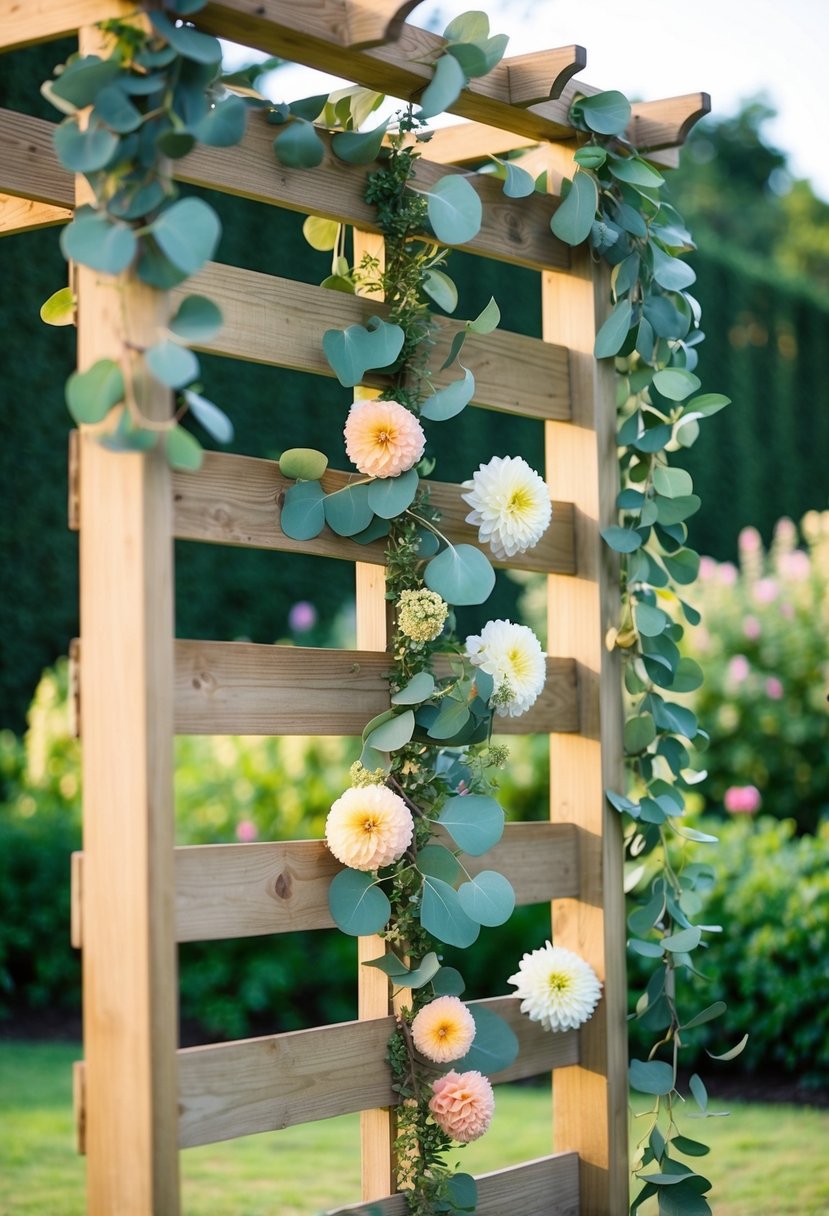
[[551, 171, 598, 245], [149, 11, 222, 64]]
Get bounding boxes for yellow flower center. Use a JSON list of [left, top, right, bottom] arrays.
[[507, 646, 532, 678], [547, 970, 572, 994], [507, 486, 534, 515], [374, 426, 393, 446], [361, 816, 377, 835]]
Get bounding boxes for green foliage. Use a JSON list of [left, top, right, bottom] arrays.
[[684, 512, 829, 834]]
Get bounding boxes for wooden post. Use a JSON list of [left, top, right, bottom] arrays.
[[76, 25, 179, 1216], [353, 228, 399, 1203], [542, 144, 629, 1214]]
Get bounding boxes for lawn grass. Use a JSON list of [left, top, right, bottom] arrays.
[[2, 1042, 828, 1215]]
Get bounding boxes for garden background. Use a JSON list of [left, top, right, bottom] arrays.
[[1, 11, 828, 1215]]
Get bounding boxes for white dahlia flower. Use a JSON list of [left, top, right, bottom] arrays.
[[465, 619, 546, 718], [461, 455, 552, 560], [325, 785, 413, 871], [507, 942, 602, 1032]]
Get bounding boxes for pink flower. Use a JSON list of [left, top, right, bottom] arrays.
[[717, 563, 738, 586], [344, 399, 425, 478], [778, 550, 810, 581], [429, 1070, 494, 1143], [236, 819, 258, 842], [727, 654, 750, 684], [766, 676, 784, 700], [753, 577, 779, 604], [742, 615, 761, 641], [724, 785, 761, 814], [739, 526, 762, 552], [698, 556, 717, 581], [288, 600, 317, 633]]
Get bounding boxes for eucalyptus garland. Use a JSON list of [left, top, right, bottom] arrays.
[[38, 6, 738, 1213]]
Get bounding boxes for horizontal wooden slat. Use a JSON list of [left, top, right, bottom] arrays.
[[164, 451, 576, 576], [174, 997, 578, 1147], [326, 1153, 580, 1216], [0, 192, 71, 235], [180, 262, 571, 422], [0, 108, 567, 272], [174, 641, 579, 737]]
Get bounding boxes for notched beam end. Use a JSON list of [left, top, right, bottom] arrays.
[[631, 91, 712, 150], [507, 45, 587, 107], [343, 0, 424, 49]]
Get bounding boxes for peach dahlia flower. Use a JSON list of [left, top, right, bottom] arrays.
[[344, 399, 425, 478], [325, 784, 413, 871], [411, 996, 476, 1064], [429, 1070, 494, 1143]]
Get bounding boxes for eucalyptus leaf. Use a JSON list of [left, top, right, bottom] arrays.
[[416, 845, 461, 884], [145, 340, 199, 389], [150, 198, 221, 275], [423, 269, 458, 313], [426, 175, 482, 245], [65, 358, 125, 424], [392, 670, 437, 705], [273, 119, 325, 168], [303, 216, 340, 251], [323, 483, 374, 536], [322, 317, 405, 387], [92, 84, 142, 133], [280, 479, 325, 541], [149, 11, 222, 64], [168, 295, 223, 343], [60, 209, 136, 275], [594, 298, 633, 358], [443, 11, 490, 41], [40, 287, 75, 327], [420, 875, 480, 948], [458, 870, 515, 926], [663, 926, 702, 952], [328, 868, 390, 936], [550, 171, 598, 245], [653, 465, 694, 498], [438, 794, 504, 856], [493, 157, 535, 198], [629, 1058, 675, 1096], [424, 543, 495, 606], [432, 966, 466, 996], [164, 425, 203, 471], [467, 296, 500, 334], [367, 467, 419, 518], [624, 713, 656, 754], [426, 698, 471, 741], [353, 515, 391, 545], [608, 154, 664, 188], [419, 53, 466, 120], [278, 448, 328, 481], [440, 328, 467, 370], [49, 55, 121, 107], [635, 602, 670, 638], [420, 368, 475, 421], [453, 1005, 519, 1075], [332, 119, 389, 164], [53, 117, 119, 173], [651, 243, 697, 291], [653, 368, 701, 401], [706, 1033, 749, 1062], [195, 94, 247, 147], [365, 709, 415, 752], [577, 90, 631, 135], [601, 524, 642, 553], [681, 1002, 727, 1032]]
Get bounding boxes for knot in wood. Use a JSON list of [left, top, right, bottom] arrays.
[[274, 871, 292, 900]]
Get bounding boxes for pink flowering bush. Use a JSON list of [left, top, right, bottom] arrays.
[[685, 511, 829, 834]]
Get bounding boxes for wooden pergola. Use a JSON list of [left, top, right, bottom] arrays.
[[0, 4, 708, 1213]]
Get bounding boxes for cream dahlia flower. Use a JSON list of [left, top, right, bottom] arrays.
[[507, 941, 602, 1032], [429, 1070, 494, 1143], [411, 996, 476, 1064], [397, 588, 448, 644], [343, 398, 425, 478], [325, 785, 413, 871], [465, 619, 546, 718], [461, 455, 552, 560]]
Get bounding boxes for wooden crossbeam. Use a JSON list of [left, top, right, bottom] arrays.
[[68, 444, 576, 577], [327, 1153, 580, 1216], [0, 192, 71, 235], [173, 641, 578, 737], [180, 262, 572, 422], [507, 47, 587, 106], [70, 822, 579, 946]]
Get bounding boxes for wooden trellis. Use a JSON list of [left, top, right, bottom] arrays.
[[0, 3, 709, 1213]]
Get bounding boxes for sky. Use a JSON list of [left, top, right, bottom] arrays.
[[222, 0, 829, 201]]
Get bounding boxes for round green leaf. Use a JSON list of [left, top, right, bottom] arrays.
[[653, 368, 701, 402], [353, 515, 391, 545], [145, 340, 199, 389], [424, 543, 495, 606], [53, 117, 119, 172], [164, 425, 203, 471], [273, 119, 325, 168], [65, 358, 125, 424], [418, 53, 466, 120], [168, 295, 223, 343], [136, 239, 190, 289], [426, 698, 471, 741], [391, 670, 436, 706], [420, 875, 480, 948], [624, 713, 656, 755], [323, 483, 374, 536], [635, 602, 670, 638], [426, 175, 483, 246], [458, 871, 515, 926], [498, 158, 535, 198], [574, 145, 607, 170], [60, 210, 136, 275], [40, 287, 75, 327], [303, 216, 340, 251], [663, 926, 701, 953], [328, 868, 391, 936], [419, 368, 475, 421], [432, 966, 466, 996], [183, 390, 233, 444], [195, 95, 247, 147], [550, 171, 598, 245], [280, 480, 325, 541], [322, 317, 405, 387], [653, 465, 694, 498], [49, 55, 121, 107], [629, 1058, 675, 1096], [416, 844, 461, 884], [149, 11, 222, 63], [601, 524, 642, 553], [443, 1174, 477, 1212], [150, 198, 221, 276], [156, 130, 197, 159], [422, 269, 458, 313], [443, 11, 490, 41], [577, 90, 631, 135], [438, 794, 504, 856], [607, 154, 664, 188], [367, 467, 419, 518], [278, 448, 329, 481], [468, 296, 500, 334], [452, 1005, 519, 1075], [92, 84, 142, 133], [331, 119, 389, 164], [365, 709, 415, 753], [651, 244, 696, 291]]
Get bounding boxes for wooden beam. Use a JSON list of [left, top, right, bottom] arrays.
[[180, 261, 572, 421], [174, 997, 578, 1147], [0, 110, 73, 208], [172, 641, 579, 737], [0, 0, 130, 49], [542, 144, 629, 1215], [507, 46, 587, 106], [343, 0, 423, 49], [0, 192, 71, 235], [71, 449, 576, 576], [327, 1153, 580, 1216], [631, 92, 711, 150]]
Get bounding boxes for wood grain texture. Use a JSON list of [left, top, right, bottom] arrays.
[[162, 450, 576, 576], [173, 641, 578, 737], [507, 47, 587, 106], [179, 261, 571, 422], [0, 192, 71, 234], [630, 93, 712, 150], [0, 0, 129, 49], [173, 997, 578, 1147], [343, 0, 422, 49], [542, 145, 629, 1215], [326, 1153, 580, 1216], [72, 823, 579, 946], [0, 110, 73, 207], [74, 23, 179, 1214]]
